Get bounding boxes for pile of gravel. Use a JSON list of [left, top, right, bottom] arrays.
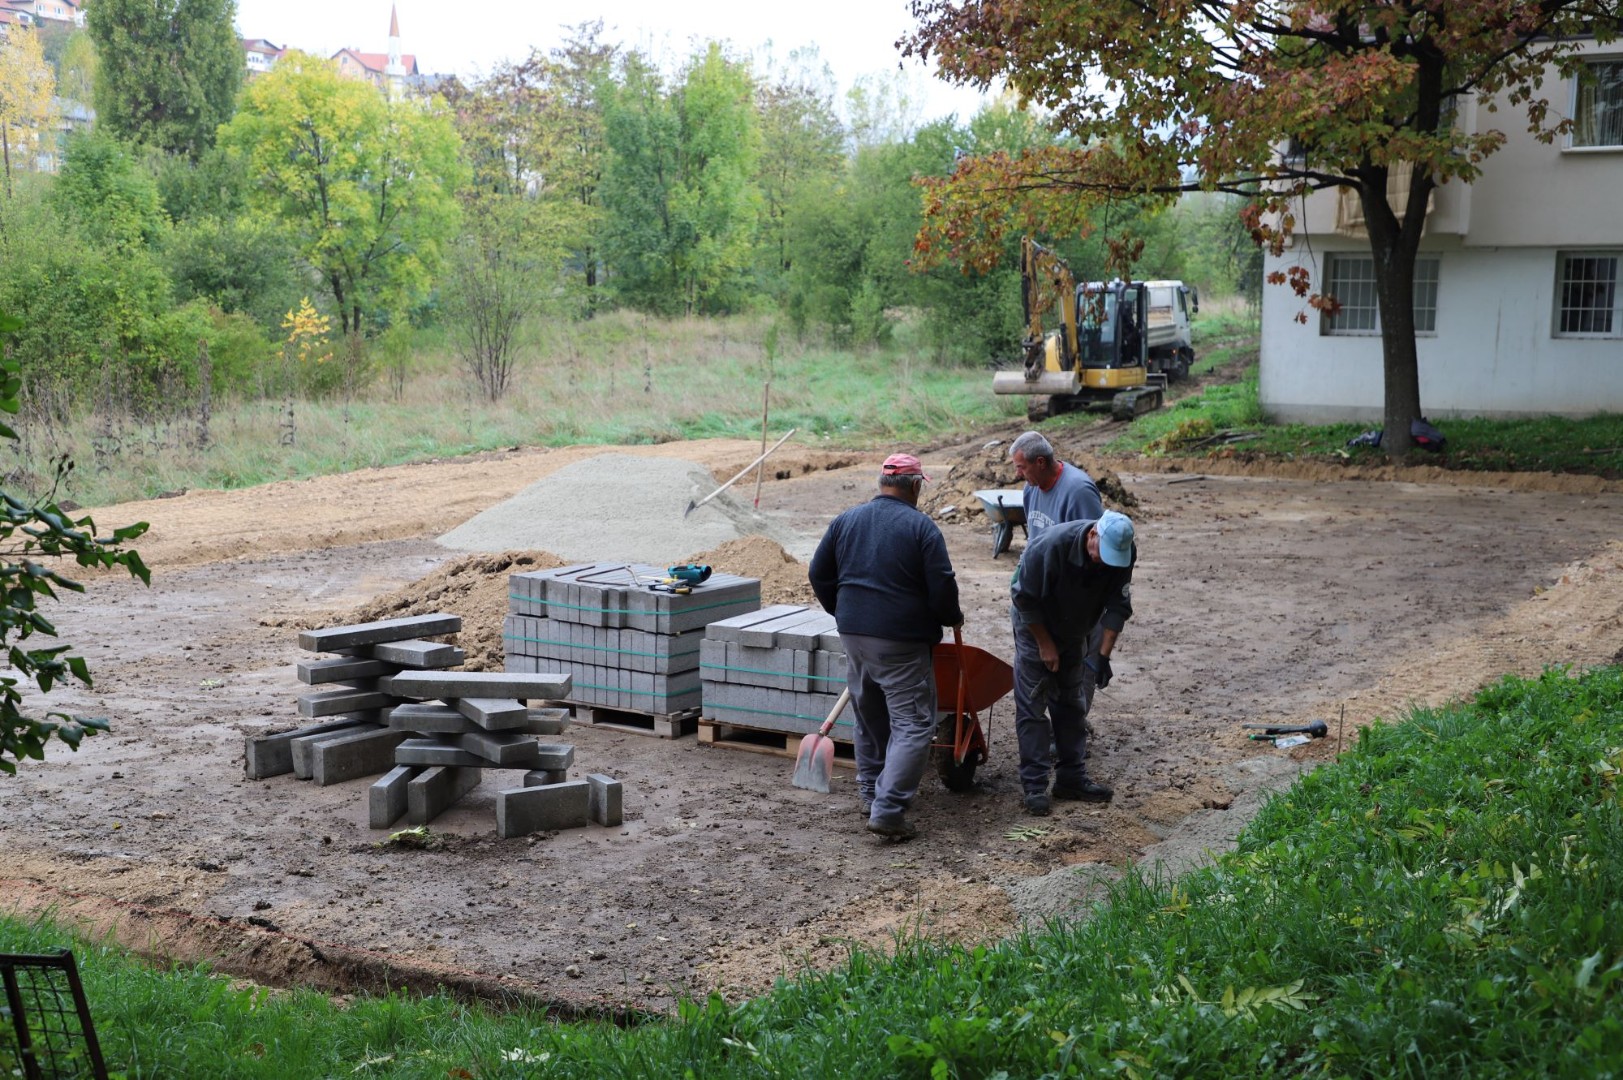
[[436, 453, 802, 564]]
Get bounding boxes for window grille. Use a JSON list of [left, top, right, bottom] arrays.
[[1555, 253, 1619, 336]]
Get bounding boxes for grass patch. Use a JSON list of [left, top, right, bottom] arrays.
[[8, 312, 1025, 507], [6, 664, 1621, 1077]]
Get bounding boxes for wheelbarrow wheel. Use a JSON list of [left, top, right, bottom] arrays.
[[934, 715, 984, 792]]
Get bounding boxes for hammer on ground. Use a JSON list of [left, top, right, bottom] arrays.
[[1242, 719, 1328, 738]]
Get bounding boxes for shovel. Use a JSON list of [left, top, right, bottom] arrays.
[[791, 688, 851, 793], [684, 429, 797, 518]]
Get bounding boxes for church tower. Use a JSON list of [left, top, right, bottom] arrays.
[[385, 4, 404, 79]]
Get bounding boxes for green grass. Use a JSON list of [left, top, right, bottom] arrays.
[[10, 312, 1025, 508], [7, 664, 1621, 1078]]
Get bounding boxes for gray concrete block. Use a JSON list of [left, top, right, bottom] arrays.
[[382, 670, 571, 702], [524, 708, 569, 735], [406, 766, 481, 825], [771, 612, 837, 651], [706, 605, 811, 643], [388, 702, 469, 733], [298, 614, 462, 652], [522, 768, 569, 786], [454, 697, 529, 730], [454, 729, 539, 765], [352, 639, 465, 668], [394, 738, 572, 770], [496, 780, 590, 837], [296, 656, 394, 686], [369, 765, 419, 828], [245, 718, 369, 779], [587, 773, 623, 827], [310, 728, 410, 787], [290, 721, 380, 779], [297, 688, 395, 719]]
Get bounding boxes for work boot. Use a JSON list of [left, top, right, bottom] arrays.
[[1023, 792, 1052, 817], [1052, 778, 1114, 803], [859, 799, 873, 818], [867, 813, 916, 841]]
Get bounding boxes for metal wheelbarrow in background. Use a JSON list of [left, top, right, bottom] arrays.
[[931, 629, 1015, 791], [973, 488, 1028, 558]]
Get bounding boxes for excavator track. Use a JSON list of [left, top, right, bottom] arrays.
[[1110, 388, 1164, 421]]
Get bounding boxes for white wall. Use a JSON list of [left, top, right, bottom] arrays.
[[1260, 244, 1623, 422]]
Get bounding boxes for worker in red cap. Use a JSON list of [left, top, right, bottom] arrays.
[[809, 453, 963, 842]]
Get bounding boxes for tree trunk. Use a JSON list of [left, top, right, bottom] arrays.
[[1359, 164, 1432, 463]]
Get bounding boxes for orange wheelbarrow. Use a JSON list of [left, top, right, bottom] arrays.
[[931, 628, 1014, 791]]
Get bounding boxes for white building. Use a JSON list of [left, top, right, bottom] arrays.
[[1259, 41, 1623, 422]]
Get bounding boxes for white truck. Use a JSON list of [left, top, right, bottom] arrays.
[[1140, 280, 1199, 382]]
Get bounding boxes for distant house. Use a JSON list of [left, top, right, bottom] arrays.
[[0, 7, 35, 36], [1259, 39, 1623, 422], [4, 0, 80, 28], [242, 37, 284, 79], [332, 5, 417, 97]]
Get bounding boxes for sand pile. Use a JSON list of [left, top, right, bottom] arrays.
[[685, 536, 817, 608], [921, 437, 1138, 520], [436, 453, 802, 564], [333, 550, 569, 671]]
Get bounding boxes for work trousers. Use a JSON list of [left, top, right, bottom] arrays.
[[841, 633, 938, 822], [1011, 618, 1098, 796]]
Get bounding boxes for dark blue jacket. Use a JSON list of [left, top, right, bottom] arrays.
[[1010, 517, 1134, 646], [808, 494, 963, 643]]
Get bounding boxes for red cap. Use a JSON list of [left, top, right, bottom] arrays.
[[881, 453, 930, 482]]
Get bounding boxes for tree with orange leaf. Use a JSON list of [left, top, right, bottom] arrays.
[[903, 0, 1619, 458]]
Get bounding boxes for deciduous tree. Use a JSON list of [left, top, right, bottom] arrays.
[[904, 0, 1621, 458], [0, 26, 56, 195], [219, 53, 465, 337], [601, 44, 761, 314], [86, 0, 241, 159]]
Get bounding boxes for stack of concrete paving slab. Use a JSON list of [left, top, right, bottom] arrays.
[[245, 614, 468, 786], [249, 615, 624, 839], [371, 670, 623, 838], [504, 562, 762, 736], [699, 605, 850, 747]]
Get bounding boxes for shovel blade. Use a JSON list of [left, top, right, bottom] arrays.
[[791, 733, 835, 793]]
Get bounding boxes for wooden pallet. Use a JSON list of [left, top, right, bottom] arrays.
[[566, 702, 699, 739], [698, 719, 856, 763]]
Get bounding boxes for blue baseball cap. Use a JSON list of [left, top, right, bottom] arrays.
[[1096, 510, 1134, 567]]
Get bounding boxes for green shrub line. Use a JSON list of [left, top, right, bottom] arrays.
[[6, 664, 1620, 1077]]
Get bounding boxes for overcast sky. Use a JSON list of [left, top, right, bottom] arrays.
[[232, 0, 995, 123]]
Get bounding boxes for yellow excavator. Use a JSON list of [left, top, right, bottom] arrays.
[[994, 237, 1174, 422]]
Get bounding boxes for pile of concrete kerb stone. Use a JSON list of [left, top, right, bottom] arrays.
[[245, 614, 622, 838]]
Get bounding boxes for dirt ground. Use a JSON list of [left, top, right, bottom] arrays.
[[2, 422, 1621, 1016]]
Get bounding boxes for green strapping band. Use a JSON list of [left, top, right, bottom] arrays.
[[698, 661, 842, 684], [508, 593, 756, 615], [502, 632, 700, 661], [712, 704, 855, 728]]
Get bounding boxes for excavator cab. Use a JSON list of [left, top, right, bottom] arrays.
[[1076, 282, 1146, 372]]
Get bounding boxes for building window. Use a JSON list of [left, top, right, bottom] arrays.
[[1555, 253, 1620, 336], [1322, 254, 1441, 336], [1573, 59, 1623, 148]]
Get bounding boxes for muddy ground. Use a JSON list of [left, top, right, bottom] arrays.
[[2, 420, 1621, 1016]]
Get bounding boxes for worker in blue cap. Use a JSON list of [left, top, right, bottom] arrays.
[[1008, 510, 1135, 815]]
